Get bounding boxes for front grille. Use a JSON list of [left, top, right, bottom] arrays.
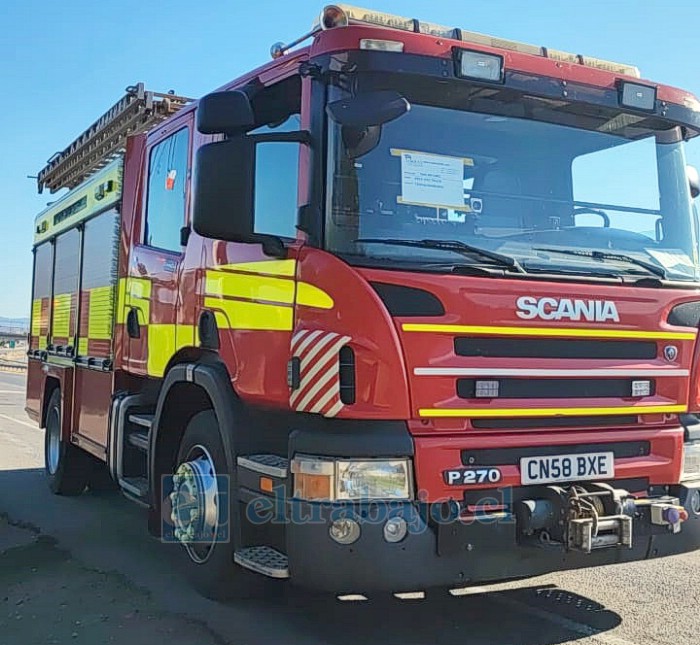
[[457, 378, 655, 399], [454, 337, 657, 360], [472, 415, 638, 429], [461, 441, 650, 466]]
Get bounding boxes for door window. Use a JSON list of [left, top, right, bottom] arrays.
[[145, 127, 190, 251]]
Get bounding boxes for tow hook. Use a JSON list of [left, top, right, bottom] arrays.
[[641, 498, 689, 534], [517, 485, 691, 553]]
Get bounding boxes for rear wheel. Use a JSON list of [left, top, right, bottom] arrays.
[[44, 389, 90, 496]]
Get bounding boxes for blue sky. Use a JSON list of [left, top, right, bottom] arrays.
[[2, 0, 700, 317]]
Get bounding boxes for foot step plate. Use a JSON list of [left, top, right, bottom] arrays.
[[234, 546, 290, 579], [237, 454, 288, 478]]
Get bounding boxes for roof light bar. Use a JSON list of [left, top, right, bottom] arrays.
[[307, 4, 641, 78]]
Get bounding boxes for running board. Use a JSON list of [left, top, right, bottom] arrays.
[[234, 546, 290, 579]]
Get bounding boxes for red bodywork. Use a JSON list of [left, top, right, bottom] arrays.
[[28, 22, 700, 505], [112, 25, 700, 497]]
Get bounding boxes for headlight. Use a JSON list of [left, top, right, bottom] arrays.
[[682, 442, 700, 481], [291, 455, 413, 501], [336, 459, 412, 500]]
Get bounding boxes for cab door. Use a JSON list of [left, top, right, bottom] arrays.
[[121, 120, 192, 377]]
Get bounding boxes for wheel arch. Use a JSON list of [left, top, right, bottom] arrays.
[[148, 359, 243, 542], [41, 376, 61, 428]]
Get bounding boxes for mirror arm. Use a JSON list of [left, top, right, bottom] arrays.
[[248, 130, 312, 145], [240, 233, 287, 258]]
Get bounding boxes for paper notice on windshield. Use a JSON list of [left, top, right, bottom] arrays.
[[398, 151, 465, 209]]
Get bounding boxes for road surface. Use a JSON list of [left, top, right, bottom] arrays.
[[1, 370, 699, 645]]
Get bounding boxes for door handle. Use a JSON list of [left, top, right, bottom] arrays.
[[126, 308, 141, 339]]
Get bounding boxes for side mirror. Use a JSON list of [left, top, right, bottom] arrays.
[[192, 131, 310, 253], [192, 136, 254, 241], [687, 165, 700, 199], [327, 90, 410, 127], [328, 91, 409, 159], [196, 91, 255, 136]]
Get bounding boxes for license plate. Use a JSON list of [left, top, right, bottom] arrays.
[[520, 452, 614, 485]]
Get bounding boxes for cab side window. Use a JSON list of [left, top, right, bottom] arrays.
[[249, 77, 301, 239], [145, 127, 190, 251], [252, 115, 301, 239]]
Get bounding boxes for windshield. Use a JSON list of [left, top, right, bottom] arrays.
[[325, 91, 700, 282]]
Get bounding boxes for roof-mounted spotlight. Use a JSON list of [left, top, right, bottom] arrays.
[[320, 4, 349, 30], [619, 81, 657, 112], [270, 4, 353, 59]]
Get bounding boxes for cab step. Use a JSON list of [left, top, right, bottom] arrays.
[[119, 476, 149, 500], [237, 454, 288, 478], [127, 430, 149, 451], [128, 413, 154, 429], [234, 546, 290, 579]]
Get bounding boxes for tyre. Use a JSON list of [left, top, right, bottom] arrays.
[[44, 389, 91, 496], [170, 410, 246, 599], [87, 459, 118, 493]]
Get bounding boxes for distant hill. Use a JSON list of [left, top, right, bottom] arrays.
[[0, 317, 29, 332]]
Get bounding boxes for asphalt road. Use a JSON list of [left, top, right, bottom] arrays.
[[1, 370, 699, 645]]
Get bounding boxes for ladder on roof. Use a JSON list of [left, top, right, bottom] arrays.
[[37, 83, 193, 194]]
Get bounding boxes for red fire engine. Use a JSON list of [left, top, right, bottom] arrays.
[[26, 4, 700, 598]]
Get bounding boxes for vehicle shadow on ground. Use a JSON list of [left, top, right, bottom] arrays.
[[250, 583, 621, 645]]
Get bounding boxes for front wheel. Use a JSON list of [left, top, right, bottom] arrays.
[[170, 410, 250, 600], [44, 389, 90, 496]]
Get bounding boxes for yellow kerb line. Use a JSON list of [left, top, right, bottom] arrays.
[[401, 323, 697, 341], [419, 404, 688, 418]]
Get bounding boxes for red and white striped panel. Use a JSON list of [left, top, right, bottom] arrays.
[[289, 329, 351, 418]]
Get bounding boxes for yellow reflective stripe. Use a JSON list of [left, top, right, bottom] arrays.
[[402, 323, 696, 341], [175, 324, 199, 350], [217, 259, 297, 277], [52, 293, 73, 337], [204, 297, 293, 331], [147, 324, 176, 377], [31, 299, 42, 336], [88, 286, 115, 340], [206, 271, 334, 311], [78, 338, 89, 356], [296, 282, 334, 309], [116, 277, 151, 325], [419, 404, 688, 418], [38, 337, 47, 350], [141, 324, 199, 377], [116, 278, 127, 324], [205, 272, 295, 304]]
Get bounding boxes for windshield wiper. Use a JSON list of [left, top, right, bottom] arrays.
[[355, 238, 526, 273], [533, 247, 666, 279]]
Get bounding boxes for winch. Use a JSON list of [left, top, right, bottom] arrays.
[[516, 483, 688, 553]]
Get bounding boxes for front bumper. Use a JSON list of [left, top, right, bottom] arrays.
[[286, 482, 700, 593]]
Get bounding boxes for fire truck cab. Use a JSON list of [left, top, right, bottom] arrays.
[[26, 5, 700, 599]]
